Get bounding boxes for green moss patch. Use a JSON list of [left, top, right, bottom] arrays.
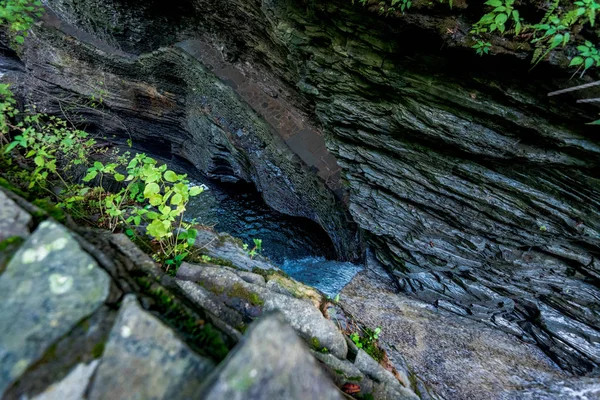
[[133, 277, 231, 362], [228, 282, 264, 306]]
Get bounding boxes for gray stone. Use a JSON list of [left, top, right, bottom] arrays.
[[88, 295, 215, 400], [262, 292, 347, 359], [177, 263, 347, 359], [199, 313, 343, 400], [175, 279, 244, 341], [0, 190, 31, 241], [354, 349, 418, 400], [0, 221, 110, 395], [31, 360, 99, 400], [313, 351, 364, 384], [501, 377, 600, 400], [237, 271, 266, 286]]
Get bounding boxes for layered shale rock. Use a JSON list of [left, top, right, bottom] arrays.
[[34, 0, 600, 374], [3, 0, 600, 394]]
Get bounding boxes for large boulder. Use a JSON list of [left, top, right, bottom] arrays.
[[176, 263, 348, 359]]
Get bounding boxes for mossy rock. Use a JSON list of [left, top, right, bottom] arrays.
[[266, 274, 323, 308], [228, 282, 264, 306], [31, 199, 67, 223]]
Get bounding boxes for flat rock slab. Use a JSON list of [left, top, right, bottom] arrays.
[[340, 262, 569, 400], [0, 221, 110, 395], [199, 313, 343, 400], [88, 295, 215, 400], [0, 190, 31, 241]]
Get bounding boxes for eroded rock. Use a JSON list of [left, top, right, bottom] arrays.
[[339, 260, 570, 400]]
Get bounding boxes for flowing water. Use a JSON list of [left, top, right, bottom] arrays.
[[281, 257, 363, 298], [166, 166, 362, 296], [185, 178, 364, 296]]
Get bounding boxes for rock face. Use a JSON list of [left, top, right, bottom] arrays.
[[30, 0, 600, 375], [339, 254, 569, 399], [7, 7, 360, 262]]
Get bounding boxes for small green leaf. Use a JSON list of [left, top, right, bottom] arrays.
[[149, 194, 162, 206], [189, 186, 204, 196], [34, 155, 44, 167], [114, 173, 125, 182], [484, 0, 502, 6], [570, 56, 584, 66], [144, 182, 160, 198], [83, 169, 98, 182], [164, 170, 178, 182], [585, 57, 594, 70], [171, 193, 183, 205], [495, 13, 508, 26]]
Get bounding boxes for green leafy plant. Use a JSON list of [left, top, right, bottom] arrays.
[[0, 84, 17, 145], [1, 83, 206, 271], [0, 0, 44, 45], [350, 326, 384, 360], [471, 0, 522, 35], [569, 40, 600, 76], [530, 16, 572, 67], [387, 0, 411, 13], [243, 238, 263, 258], [574, 0, 600, 27], [349, 0, 600, 75], [83, 153, 205, 265], [472, 40, 492, 56]]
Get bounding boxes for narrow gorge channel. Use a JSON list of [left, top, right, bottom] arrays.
[[1, 0, 600, 399]]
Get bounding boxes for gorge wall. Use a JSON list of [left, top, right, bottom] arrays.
[[12, 0, 600, 377]]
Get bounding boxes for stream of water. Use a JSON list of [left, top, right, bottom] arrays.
[[185, 178, 363, 296]]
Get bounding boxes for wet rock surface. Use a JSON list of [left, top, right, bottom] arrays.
[[5, 9, 360, 262], [2, 0, 600, 396]]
